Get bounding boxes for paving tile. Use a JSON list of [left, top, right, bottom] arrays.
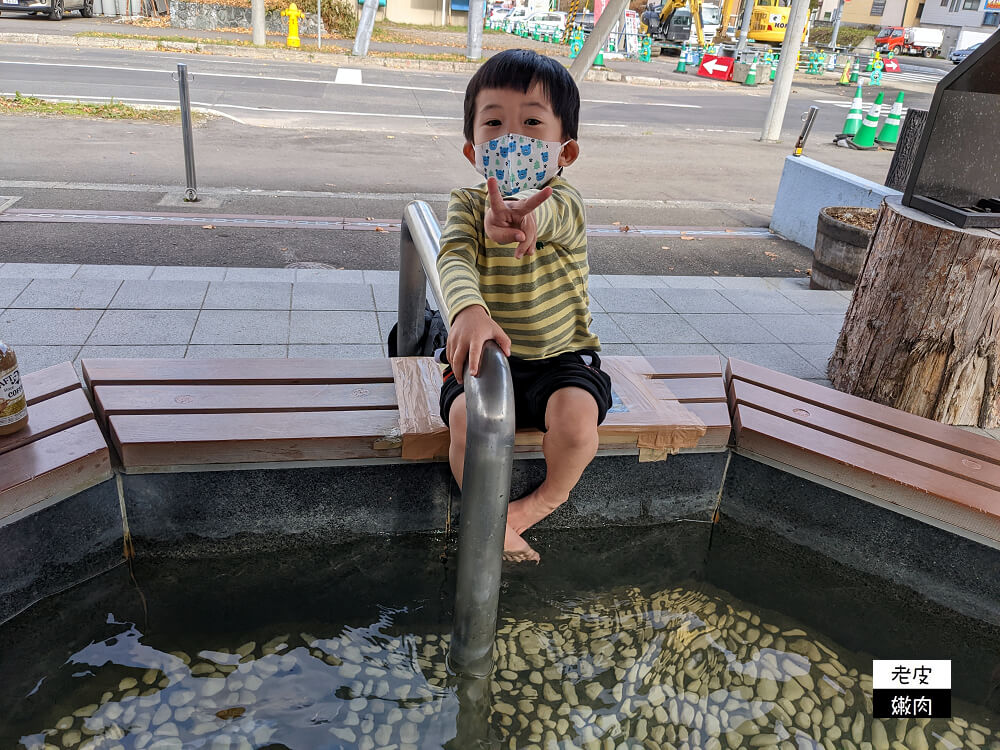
[[589, 287, 671, 313], [772, 277, 812, 290], [713, 277, 777, 290], [836, 290, 854, 299], [751, 314, 844, 344], [655, 289, 740, 314], [110, 280, 209, 310], [779, 290, 851, 315], [204, 282, 292, 310], [805, 377, 834, 388], [294, 269, 365, 283], [0, 263, 79, 279], [288, 344, 387, 359], [794, 343, 836, 375], [88, 310, 200, 346], [605, 275, 670, 289], [150, 266, 227, 281], [224, 267, 297, 282], [680, 314, 779, 344], [0, 279, 30, 307], [714, 344, 823, 379], [11, 279, 122, 309], [0, 308, 103, 345], [12, 345, 82, 374], [185, 345, 288, 358], [589, 313, 631, 344], [638, 343, 725, 358], [372, 284, 399, 312], [191, 310, 290, 345], [290, 311, 381, 344], [660, 276, 724, 289], [74, 264, 155, 280], [363, 270, 399, 285], [587, 275, 612, 288], [608, 313, 706, 344], [596, 343, 642, 356], [78, 345, 188, 361], [292, 283, 375, 311], [719, 290, 808, 314]]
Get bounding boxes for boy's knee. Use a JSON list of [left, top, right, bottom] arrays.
[[448, 396, 468, 445]]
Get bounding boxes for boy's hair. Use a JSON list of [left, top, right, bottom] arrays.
[[463, 49, 580, 143]]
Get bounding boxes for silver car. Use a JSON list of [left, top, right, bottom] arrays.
[[949, 42, 981, 64], [0, 0, 93, 20]]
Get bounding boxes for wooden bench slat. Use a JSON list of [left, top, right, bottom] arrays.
[[728, 358, 1000, 464], [649, 377, 727, 403], [734, 404, 1000, 522], [22, 361, 80, 406], [93, 383, 399, 418], [731, 379, 1000, 490], [0, 389, 95, 458], [109, 410, 403, 468], [0, 420, 112, 520], [685, 401, 732, 449], [641, 355, 723, 378], [82, 358, 395, 388]]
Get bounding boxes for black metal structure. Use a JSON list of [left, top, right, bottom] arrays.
[[901, 30, 999, 229]]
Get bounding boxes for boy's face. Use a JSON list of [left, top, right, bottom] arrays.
[[463, 83, 579, 170]]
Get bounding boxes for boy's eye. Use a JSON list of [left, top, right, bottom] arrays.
[[484, 119, 502, 127], [524, 118, 542, 126]]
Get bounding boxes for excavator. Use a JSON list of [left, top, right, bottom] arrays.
[[641, 0, 798, 50], [640, 0, 711, 49]]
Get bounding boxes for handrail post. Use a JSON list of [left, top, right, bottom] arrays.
[[397, 200, 516, 680]]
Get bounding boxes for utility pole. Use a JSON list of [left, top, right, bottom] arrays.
[[352, 0, 379, 56], [467, 0, 485, 60], [251, 0, 265, 46], [829, 0, 844, 49], [759, 0, 810, 142], [735, 0, 754, 53], [568, 0, 630, 84]]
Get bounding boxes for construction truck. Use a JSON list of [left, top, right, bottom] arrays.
[[640, 0, 721, 52], [712, 0, 808, 46]]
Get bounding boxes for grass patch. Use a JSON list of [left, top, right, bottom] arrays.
[[0, 92, 196, 122], [810, 25, 879, 48]]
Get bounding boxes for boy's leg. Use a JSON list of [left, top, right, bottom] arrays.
[[506, 386, 599, 535], [448, 394, 540, 563]]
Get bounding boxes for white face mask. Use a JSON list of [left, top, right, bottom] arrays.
[[473, 133, 570, 197]]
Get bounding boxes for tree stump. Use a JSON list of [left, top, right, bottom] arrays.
[[828, 197, 1000, 428]]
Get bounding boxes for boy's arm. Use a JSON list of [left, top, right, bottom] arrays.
[[530, 179, 587, 248]]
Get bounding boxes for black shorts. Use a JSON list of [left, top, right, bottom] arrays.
[[439, 350, 614, 432]]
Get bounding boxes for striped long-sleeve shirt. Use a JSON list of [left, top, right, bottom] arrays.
[[436, 177, 600, 360]]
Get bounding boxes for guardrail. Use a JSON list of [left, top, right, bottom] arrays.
[[397, 200, 516, 679]]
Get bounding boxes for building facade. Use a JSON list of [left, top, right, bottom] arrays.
[[919, 0, 997, 53]]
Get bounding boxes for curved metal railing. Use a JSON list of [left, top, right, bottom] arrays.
[[397, 200, 516, 679]]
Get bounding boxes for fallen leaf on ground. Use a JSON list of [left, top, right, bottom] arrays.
[[386, 135, 395, 139], [661, 246, 670, 250], [618, 225, 630, 232], [129, 151, 137, 155], [612, 221, 621, 226], [216, 707, 245, 720], [765, 251, 778, 259], [365, 217, 374, 221], [749, 197, 757, 202], [712, 270, 719, 275], [374, 226, 387, 232], [201, 225, 215, 229], [681, 236, 695, 241]]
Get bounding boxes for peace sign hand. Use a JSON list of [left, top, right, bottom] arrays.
[[484, 177, 553, 260]]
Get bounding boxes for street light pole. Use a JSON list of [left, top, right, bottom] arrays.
[[251, 0, 266, 45], [353, 0, 379, 56], [829, 0, 844, 49], [735, 0, 754, 53], [568, 0, 630, 83], [467, 0, 485, 60], [759, 0, 810, 142]]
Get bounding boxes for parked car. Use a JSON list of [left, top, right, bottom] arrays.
[[0, 0, 92, 20], [523, 10, 567, 34], [949, 42, 981, 64], [489, 5, 512, 21], [572, 10, 595, 32], [503, 7, 533, 31]]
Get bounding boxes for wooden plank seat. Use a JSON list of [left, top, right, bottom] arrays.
[[1, 362, 112, 524], [83, 356, 731, 473], [727, 358, 1000, 549]]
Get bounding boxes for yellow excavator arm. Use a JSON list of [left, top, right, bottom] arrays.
[[711, 0, 739, 44], [644, 0, 706, 46]]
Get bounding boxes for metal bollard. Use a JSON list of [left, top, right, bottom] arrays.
[[173, 63, 198, 202], [793, 105, 819, 157]]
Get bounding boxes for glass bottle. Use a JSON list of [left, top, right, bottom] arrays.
[[0, 340, 29, 436]]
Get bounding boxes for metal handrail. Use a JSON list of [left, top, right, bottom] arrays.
[[397, 200, 516, 679]]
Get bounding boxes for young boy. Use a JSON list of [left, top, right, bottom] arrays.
[[436, 49, 613, 564]]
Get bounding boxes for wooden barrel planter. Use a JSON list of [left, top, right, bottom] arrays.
[[810, 207, 877, 291]]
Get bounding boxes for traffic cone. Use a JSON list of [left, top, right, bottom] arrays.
[[876, 91, 904, 149], [594, 48, 604, 66], [743, 56, 758, 86], [770, 61, 777, 81], [849, 91, 884, 150], [836, 84, 865, 138], [675, 53, 687, 73], [837, 57, 852, 84]]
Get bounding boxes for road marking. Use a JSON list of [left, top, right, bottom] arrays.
[[0, 208, 775, 238], [643, 102, 702, 109], [334, 68, 363, 85], [0, 196, 22, 212]]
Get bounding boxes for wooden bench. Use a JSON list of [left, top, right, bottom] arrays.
[[0, 362, 113, 524], [82, 356, 731, 473], [727, 358, 1000, 549]]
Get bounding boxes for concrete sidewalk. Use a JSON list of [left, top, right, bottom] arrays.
[[0, 262, 847, 384]]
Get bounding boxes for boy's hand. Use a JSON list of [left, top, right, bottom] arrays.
[[484, 177, 552, 260], [447, 305, 511, 384]]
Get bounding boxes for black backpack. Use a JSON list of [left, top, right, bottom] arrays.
[[387, 303, 449, 357]]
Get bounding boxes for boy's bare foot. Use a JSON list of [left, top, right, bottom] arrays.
[[503, 524, 540, 563], [506, 486, 568, 535]]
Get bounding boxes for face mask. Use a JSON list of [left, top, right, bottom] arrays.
[[473, 133, 570, 197]]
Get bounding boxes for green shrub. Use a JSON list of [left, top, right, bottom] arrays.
[[323, 0, 359, 37]]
